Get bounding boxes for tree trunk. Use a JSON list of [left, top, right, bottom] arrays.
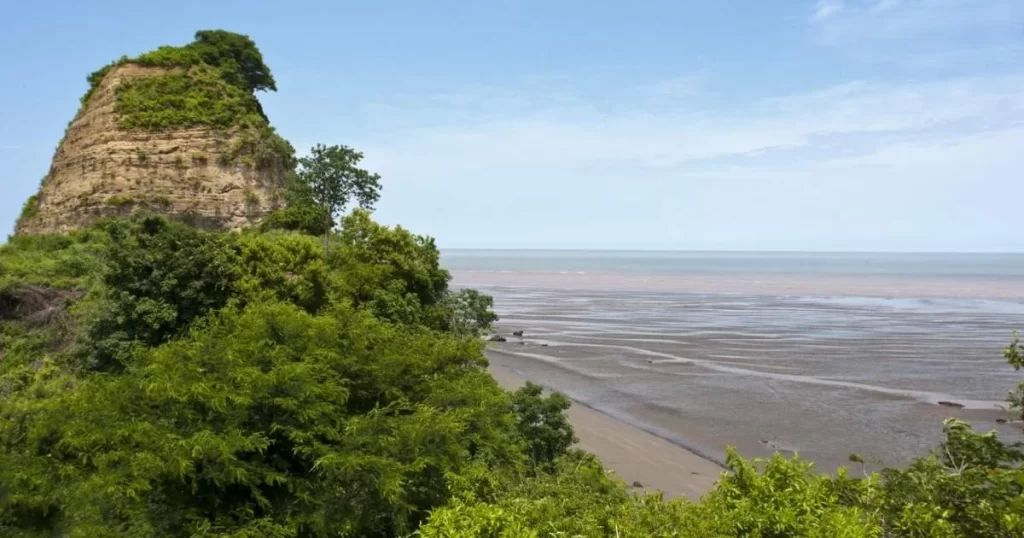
[[324, 214, 331, 257]]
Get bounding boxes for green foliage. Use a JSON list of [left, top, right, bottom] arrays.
[[297, 144, 382, 252], [16, 194, 39, 225], [80, 58, 126, 105], [83, 217, 240, 371], [878, 419, 1024, 537], [229, 123, 295, 170], [445, 288, 500, 336], [1005, 332, 1024, 419], [115, 66, 264, 131], [260, 172, 331, 236], [259, 203, 331, 236], [232, 231, 332, 313], [510, 382, 576, 470], [135, 30, 276, 93], [0, 301, 520, 536], [332, 210, 451, 326], [104, 194, 134, 206], [6, 181, 1022, 537]]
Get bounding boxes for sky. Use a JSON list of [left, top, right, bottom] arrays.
[[1, 0, 1023, 251]]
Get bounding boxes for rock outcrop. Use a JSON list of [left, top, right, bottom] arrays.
[[15, 63, 287, 235]]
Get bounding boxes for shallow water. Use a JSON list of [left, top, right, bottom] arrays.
[[447, 251, 1024, 471]]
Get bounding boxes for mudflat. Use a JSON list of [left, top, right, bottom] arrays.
[[474, 281, 1024, 474]]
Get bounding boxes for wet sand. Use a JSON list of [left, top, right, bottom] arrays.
[[489, 355, 722, 500], [473, 283, 1024, 474]]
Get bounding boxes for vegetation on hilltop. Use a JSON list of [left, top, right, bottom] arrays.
[[80, 30, 292, 171]]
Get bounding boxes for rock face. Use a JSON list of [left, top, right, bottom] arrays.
[[15, 64, 287, 235]]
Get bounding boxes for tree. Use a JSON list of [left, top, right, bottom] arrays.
[[1004, 332, 1024, 420], [447, 288, 500, 337], [192, 30, 277, 93], [298, 144, 382, 255], [510, 382, 577, 470]]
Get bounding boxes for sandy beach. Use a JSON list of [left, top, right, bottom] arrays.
[[489, 352, 722, 500]]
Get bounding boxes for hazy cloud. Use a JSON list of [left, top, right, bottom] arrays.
[[811, 0, 845, 22]]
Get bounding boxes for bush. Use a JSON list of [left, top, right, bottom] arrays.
[[445, 288, 500, 336], [83, 217, 240, 370], [333, 210, 451, 326], [115, 66, 263, 131], [104, 194, 134, 207], [0, 302, 521, 536], [259, 204, 331, 236], [510, 382, 576, 470], [16, 194, 39, 226]]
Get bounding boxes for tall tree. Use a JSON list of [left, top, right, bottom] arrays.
[[298, 144, 382, 254]]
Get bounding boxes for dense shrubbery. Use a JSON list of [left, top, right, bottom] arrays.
[[0, 211, 514, 535], [3, 210, 1020, 536], [114, 67, 263, 131]]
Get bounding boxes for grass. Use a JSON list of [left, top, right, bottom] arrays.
[[17, 195, 39, 225], [104, 195, 134, 207]]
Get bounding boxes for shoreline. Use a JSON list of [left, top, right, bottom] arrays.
[[453, 269, 1024, 300], [488, 351, 722, 501]]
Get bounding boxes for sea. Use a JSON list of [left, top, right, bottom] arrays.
[[443, 250, 1024, 472]]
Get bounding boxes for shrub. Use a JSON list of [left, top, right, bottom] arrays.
[[104, 194, 134, 207], [115, 66, 263, 131], [445, 288, 500, 336], [259, 203, 331, 236], [16, 194, 39, 225], [82, 217, 240, 371], [511, 382, 576, 470]]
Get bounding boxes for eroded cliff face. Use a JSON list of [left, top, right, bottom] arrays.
[[15, 64, 286, 235]]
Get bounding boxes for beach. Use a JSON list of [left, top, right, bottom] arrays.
[[490, 356, 723, 500], [450, 250, 1024, 490]]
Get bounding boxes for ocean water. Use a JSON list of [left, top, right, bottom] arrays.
[[445, 250, 1024, 471], [442, 250, 1024, 278]]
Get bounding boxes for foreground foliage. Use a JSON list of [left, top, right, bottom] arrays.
[[3, 212, 1021, 537]]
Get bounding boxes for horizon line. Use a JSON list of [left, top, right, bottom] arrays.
[[438, 247, 1024, 255]]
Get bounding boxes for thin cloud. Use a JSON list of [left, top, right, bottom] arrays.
[[812, 0, 1024, 43], [812, 0, 845, 22], [360, 74, 1024, 172]]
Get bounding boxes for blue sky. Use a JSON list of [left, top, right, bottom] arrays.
[[2, 0, 1023, 251]]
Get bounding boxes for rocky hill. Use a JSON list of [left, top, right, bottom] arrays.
[[15, 31, 292, 235]]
